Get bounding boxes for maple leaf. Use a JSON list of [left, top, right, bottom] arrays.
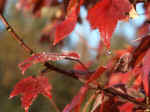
[[53, 0, 84, 45], [87, 0, 131, 48], [19, 51, 80, 74], [9, 76, 52, 112]]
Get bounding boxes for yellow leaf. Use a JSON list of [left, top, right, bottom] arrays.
[[129, 5, 139, 19]]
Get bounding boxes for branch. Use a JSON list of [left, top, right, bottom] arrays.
[[0, 14, 148, 109], [0, 14, 34, 54]]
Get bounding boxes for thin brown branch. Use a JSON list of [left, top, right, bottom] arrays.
[[0, 14, 34, 55], [0, 13, 148, 109]]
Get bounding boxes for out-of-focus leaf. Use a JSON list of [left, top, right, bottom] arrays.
[[16, 0, 52, 16], [0, 0, 7, 13], [87, 0, 131, 48]]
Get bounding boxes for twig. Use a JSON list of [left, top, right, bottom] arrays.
[[0, 14, 34, 55], [0, 13, 148, 109]]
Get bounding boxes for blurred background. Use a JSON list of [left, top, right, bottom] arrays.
[[0, 0, 147, 112]]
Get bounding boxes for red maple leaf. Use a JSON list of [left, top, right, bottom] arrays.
[[9, 76, 52, 112], [18, 51, 80, 74], [53, 0, 84, 45], [87, 0, 131, 48], [16, 0, 51, 16]]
